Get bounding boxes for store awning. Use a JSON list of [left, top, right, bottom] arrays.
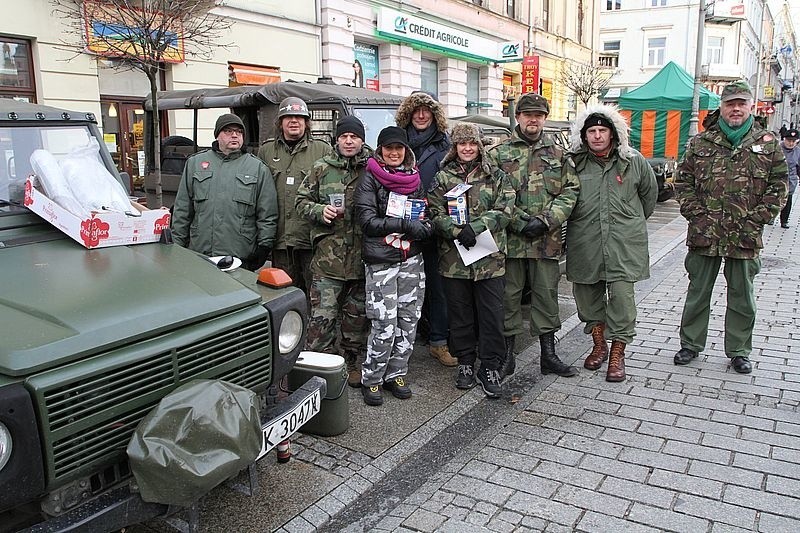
[[228, 63, 280, 86]]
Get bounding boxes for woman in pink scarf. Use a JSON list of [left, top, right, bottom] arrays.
[[354, 126, 432, 406]]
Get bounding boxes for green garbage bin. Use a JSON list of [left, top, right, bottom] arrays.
[[287, 351, 349, 436]]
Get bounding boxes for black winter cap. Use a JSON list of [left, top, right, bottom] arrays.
[[335, 116, 365, 141], [783, 128, 799, 140], [214, 113, 245, 138], [377, 126, 409, 148], [580, 113, 615, 140]]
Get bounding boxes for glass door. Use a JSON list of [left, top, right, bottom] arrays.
[[100, 101, 144, 195]]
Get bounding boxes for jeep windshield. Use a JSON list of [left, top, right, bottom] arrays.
[[351, 107, 398, 148], [0, 124, 95, 207]]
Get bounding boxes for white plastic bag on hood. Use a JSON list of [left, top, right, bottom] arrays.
[[30, 149, 88, 217], [58, 137, 139, 216]]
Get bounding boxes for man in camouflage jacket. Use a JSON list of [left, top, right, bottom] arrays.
[[295, 116, 372, 385], [673, 81, 788, 374], [258, 97, 332, 295], [488, 93, 580, 380]]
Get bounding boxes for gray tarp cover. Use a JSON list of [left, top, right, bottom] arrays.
[[127, 379, 261, 506]]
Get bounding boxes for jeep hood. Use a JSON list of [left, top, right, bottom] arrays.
[[0, 240, 261, 376]]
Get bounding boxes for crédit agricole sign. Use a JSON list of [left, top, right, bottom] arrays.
[[376, 7, 522, 63]]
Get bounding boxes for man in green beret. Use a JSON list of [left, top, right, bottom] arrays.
[[673, 81, 788, 374]]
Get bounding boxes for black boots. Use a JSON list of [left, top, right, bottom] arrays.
[[540, 332, 578, 377], [500, 336, 516, 379]]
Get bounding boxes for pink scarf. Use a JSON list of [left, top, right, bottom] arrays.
[[367, 157, 421, 195]]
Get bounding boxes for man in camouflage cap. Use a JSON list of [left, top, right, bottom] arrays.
[[488, 93, 580, 380], [296, 116, 372, 386], [673, 80, 788, 374]]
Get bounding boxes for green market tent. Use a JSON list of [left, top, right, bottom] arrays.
[[618, 61, 720, 159]]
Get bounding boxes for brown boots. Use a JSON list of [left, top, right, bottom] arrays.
[[583, 323, 608, 370], [606, 340, 626, 382], [583, 323, 626, 382]]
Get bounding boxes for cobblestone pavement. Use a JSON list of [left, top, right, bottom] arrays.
[[274, 204, 800, 533]]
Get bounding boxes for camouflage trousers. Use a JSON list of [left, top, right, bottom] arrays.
[[306, 276, 368, 368], [361, 255, 426, 387]]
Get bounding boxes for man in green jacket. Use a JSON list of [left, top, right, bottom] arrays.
[[296, 116, 372, 386], [565, 105, 657, 382], [488, 93, 580, 380], [172, 113, 278, 271], [258, 97, 332, 294], [673, 81, 788, 374]]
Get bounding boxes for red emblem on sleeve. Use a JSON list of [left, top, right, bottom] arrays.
[[201, 161, 210, 169]]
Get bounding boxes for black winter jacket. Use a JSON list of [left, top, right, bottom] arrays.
[[355, 170, 429, 265], [411, 130, 451, 192]]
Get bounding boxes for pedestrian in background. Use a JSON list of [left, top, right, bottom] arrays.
[[395, 91, 457, 367], [172, 113, 277, 271], [258, 97, 332, 293], [428, 123, 514, 399], [565, 105, 657, 382], [673, 81, 788, 374], [489, 92, 580, 380], [779, 128, 799, 229], [296, 116, 372, 387], [354, 126, 432, 406]]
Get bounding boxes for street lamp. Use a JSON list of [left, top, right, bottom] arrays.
[[689, 0, 707, 137]]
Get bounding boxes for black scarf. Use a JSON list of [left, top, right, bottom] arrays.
[[406, 125, 439, 159]]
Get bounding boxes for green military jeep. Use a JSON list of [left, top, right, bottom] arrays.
[[0, 99, 325, 531]]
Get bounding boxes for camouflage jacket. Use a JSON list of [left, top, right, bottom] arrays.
[[675, 123, 788, 259], [172, 145, 277, 261], [295, 145, 373, 280], [428, 160, 514, 280], [488, 131, 579, 259], [257, 135, 332, 250], [565, 147, 657, 284]]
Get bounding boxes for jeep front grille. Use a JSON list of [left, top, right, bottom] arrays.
[[28, 308, 272, 486]]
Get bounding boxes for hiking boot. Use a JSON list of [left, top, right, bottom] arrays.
[[383, 376, 412, 399], [456, 364, 477, 389], [674, 347, 698, 365], [500, 336, 516, 379], [477, 367, 502, 399], [361, 384, 383, 406], [606, 340, 626, 382], [584, 323, 609, 370], [347, 368, 362, 388], [430, 344, 458, 367], [540, 332, 578, 377]]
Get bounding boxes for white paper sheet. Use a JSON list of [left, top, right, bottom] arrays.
[[454, 230, 499, 266]]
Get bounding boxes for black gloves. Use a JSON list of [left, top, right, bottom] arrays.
[[246, 246, 271, 271], [456, 224, 477, 249], [402, 219, 433, 241], [522, 217, 548, 239]]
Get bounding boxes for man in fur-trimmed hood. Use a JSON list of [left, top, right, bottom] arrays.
[[396, 90, 455, 367], [564, 104, 658, 383]]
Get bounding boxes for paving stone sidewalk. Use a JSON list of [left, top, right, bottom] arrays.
[[272, 211, 799, 533], [360, 218, 800, 533]]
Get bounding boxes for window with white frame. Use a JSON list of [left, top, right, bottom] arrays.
[[506, 0, 516, 18], [600, 40, 621, 68], [706, 36, 723, 64], [651, 0, 666, 6], [606, 0, 621, 10], [542, 0, 550, 30], [647, 37, 666, 66]]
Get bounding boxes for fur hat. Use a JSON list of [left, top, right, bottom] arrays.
[[442, 123, 490, 168], [395, 91, 449, 133], [569, 104, 634, 159]]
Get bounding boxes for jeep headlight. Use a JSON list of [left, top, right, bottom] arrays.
[[278, 310, 303, 354], [0, 422, 11, 472]]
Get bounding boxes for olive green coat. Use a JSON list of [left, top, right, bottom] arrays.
[[257, 136, 332, 250], [428, 160, 515, 281], [565, 148, 657, 284], [488, 130, 579, 259], [674, 123, 788, 259], [295, 146, 372, 281], [172, 146, 277, 260]]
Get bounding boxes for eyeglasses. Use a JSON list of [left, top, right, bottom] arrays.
[[222, 127, 244, 136]]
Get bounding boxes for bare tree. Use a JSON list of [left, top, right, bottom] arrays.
[[559, 61, 613, 110], [51, 0, 232, 207]]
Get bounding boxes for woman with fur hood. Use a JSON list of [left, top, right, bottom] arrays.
[[564, 105, 657, 382], [354, 126, 433, 406], [395, 91, 457, 367], [428, 123, 515, 399]]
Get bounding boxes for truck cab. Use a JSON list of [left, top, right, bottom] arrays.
[[0, 99, 324, 531], [143, 80, 404, 207]]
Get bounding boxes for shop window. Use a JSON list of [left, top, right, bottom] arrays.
[[0, 37, 35, 102], [421, 59, 439, 99], [466, 67, 480, 115]]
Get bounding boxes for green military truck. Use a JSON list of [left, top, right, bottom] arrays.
[[0, 99, 325, 531], [143, 79, 405, 208]]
